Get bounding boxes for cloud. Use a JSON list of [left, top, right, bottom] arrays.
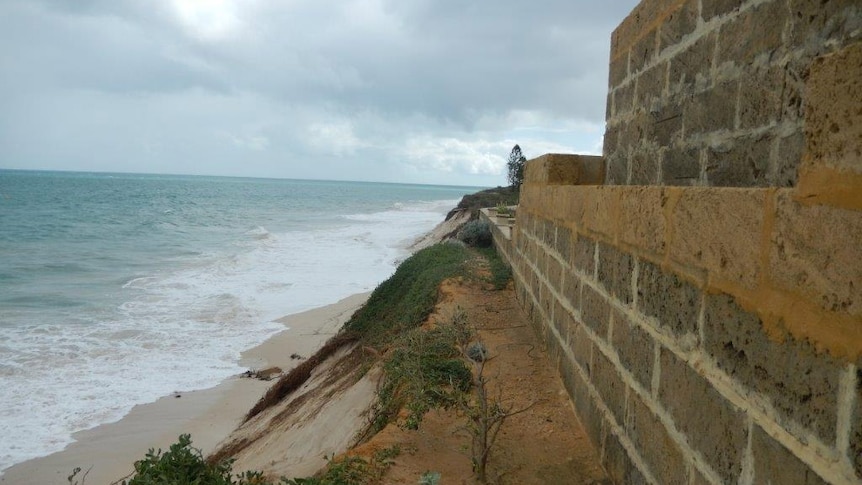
[[0, 0, 640, 186]]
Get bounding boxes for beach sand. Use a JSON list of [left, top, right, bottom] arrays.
[[0, 292, 369, 485]]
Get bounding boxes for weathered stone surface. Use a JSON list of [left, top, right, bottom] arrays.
[[669, 188, 764, 288], [702, 0, 743, 21], [659, 348, 748, 483], [597, 242, 634, 305], [603, 429, 649, 485], [789, 0, 861, 53], [669, 32, 716, 97], [652, 104, 683, 147], [751, 425, 829, 485], [581, 284, 610, 340], [547, 256, 563, 293], [706, 133, 772, 187], [659, 0, 699, 52], [605, 149, 629, 185], [703, 293, 841, 444], [775, 131, 803, 187], [684, 80, 737, 135], [569, 361, 603, 446], [637, 260, 701, 341], [573, 235, 596, 277], [718, 1, 787, 65], [804, 41, 862, 173], [662, 144, 702, 185], [631, 28, 658, 73], [584, 188, 620, 239], [619, 186, 666, 256], [566, 314, 592, 374], [626, 391, 687, 485], [611, 308, 655, 390], [563, 270, 582, 312], [614, 82, 635, 118], [592, 349, 627, 426], [630, 146, 661, 185], [554, 225, 572, 263], [770, 191, 862, 315], [635, 62, 668, 109], [738, 66, 784, 130], [851, 367, 862, 478], [609, 53, 629, 89]]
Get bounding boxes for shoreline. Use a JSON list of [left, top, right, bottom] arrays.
[[0, 292, 370, 485]]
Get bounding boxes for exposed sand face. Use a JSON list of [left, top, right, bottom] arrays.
[[0, 293, 369, 485]]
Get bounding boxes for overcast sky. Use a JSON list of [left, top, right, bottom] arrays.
[[0, 0, 638, 186]]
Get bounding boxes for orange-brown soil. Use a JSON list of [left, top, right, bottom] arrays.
[[347, 271, 610, 484]]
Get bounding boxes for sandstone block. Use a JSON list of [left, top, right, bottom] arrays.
[[611, 308, 655, 390], [658, 0, 699, 52], [603, 428, 650, 485], [631, 28, 659, 73], [524, 154, 607, 186], [637, 260, 701, 341], [668, 32, 716, 97], [609, 53, 629, 89], [569, 361, 603, 446], [703, 293, 842, 444], [775, 131, 803, 187], [547, 256, 563, 294], [626, 391, 688, 485], [614, 81, 635, 118], [566, 313, 592, 374], [635, 62, 668, 109], [789, 0, 861, 53], [554, 224, 572, 263], [706, 132, 772, 188], [662, 143, 702, 185], [652, 104, 683, 147], [582, 284, 610, 340], [593, 349, 628, 426], [573, 234, 597, 277], [669, 187, 764, 288], [738, 66, 784, 130], [751, 425, 829, 485], [584, 188, 620, 239], [804, 41, 862, 173], [563, 269, 582, 312], [630, 145, 661, 185], [597, 242, 635, 305], [851, 367, 862, 478], [605, 148, 630, 185], [684, 79, 737, 135], [770, 191, 862, 315], [659, 348, 748, 483], [619, 186, 667, 256], [718, 1, 787, 65], [702, 0, 743, 21]]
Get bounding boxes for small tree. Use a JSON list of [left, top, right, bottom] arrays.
[[506, 145, 527, 189]]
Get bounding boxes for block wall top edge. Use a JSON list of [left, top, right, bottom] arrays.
[[610, 0, 688, 59]]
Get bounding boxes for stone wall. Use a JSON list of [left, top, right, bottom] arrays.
[[603, 0, 860, 188], [488, 1, 862, 483]]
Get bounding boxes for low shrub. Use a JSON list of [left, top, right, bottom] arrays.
[[457, 220, 492, 248]]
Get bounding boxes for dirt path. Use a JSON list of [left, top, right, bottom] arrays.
[[350, 272, 610, 484]]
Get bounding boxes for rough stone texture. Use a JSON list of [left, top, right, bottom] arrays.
[[526, 154, 607, 186], [603, 429, 649, 485], [547, 256, 563, 294], [703, 293, 841, 444], [684, 79, 737, 135], [637, 260, 701, 341], [702, 0, 742, 21], [770, 191, 862, 315], [611, 308, 655, 390], [630, 146, 661, 185], [659, 348, 748, 483], [609, 53, 629, 89], [738, 66, 784, 130], [631, 28, 658, 73], [804, 41, 862, 173], [626, 391, 688, 485], [852, 367, 862, 479], [718, 1, 787, 66], [658, 0, 699, 52], [563, 270, 582, 312], [581, 284, 610, 340], [669, 188, 764, 288], [662, 144, 701, 185], [566, 314, 592, 374], [668, 32, 716, 97], [619, 187, 667, 256], [584, 188, 621, 239], [573, 235, 596, 277], [751, 425, 829, 485], [597, 242, 634, 305], [592, 350, 628, 426], [706, 133, 773, 187], [788, 0, 862, 54], [636, 63, 668, 108], [776, 131, 803, 187], [615, 82, 635, 117], [569, 362, 603, 447], [555, 226, 572, 263]]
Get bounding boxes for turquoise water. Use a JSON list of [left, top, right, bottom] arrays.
[[0, 169, 481, 472]]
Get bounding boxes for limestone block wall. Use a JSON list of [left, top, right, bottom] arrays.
[[487, 2, 861, 482], [603, 0, 860, 187]]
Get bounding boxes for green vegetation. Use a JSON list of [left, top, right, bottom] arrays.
[[506, 144, 527, 189], [447, 186, 518, 220], [477, 246, 512, 290], [456, 219, 492, 248]]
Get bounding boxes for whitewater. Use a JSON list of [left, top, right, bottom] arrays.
[[0, 170, 481, 473]]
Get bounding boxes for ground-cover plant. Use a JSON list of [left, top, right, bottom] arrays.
[[476, 247, 512, 290]]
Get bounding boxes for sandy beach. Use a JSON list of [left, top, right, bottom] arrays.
[[0, 292, 369, 485]]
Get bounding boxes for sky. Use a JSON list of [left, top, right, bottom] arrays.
[[0, 0, 638, 187]]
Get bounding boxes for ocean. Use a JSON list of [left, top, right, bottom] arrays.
[[0, 169, 481, 473]]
